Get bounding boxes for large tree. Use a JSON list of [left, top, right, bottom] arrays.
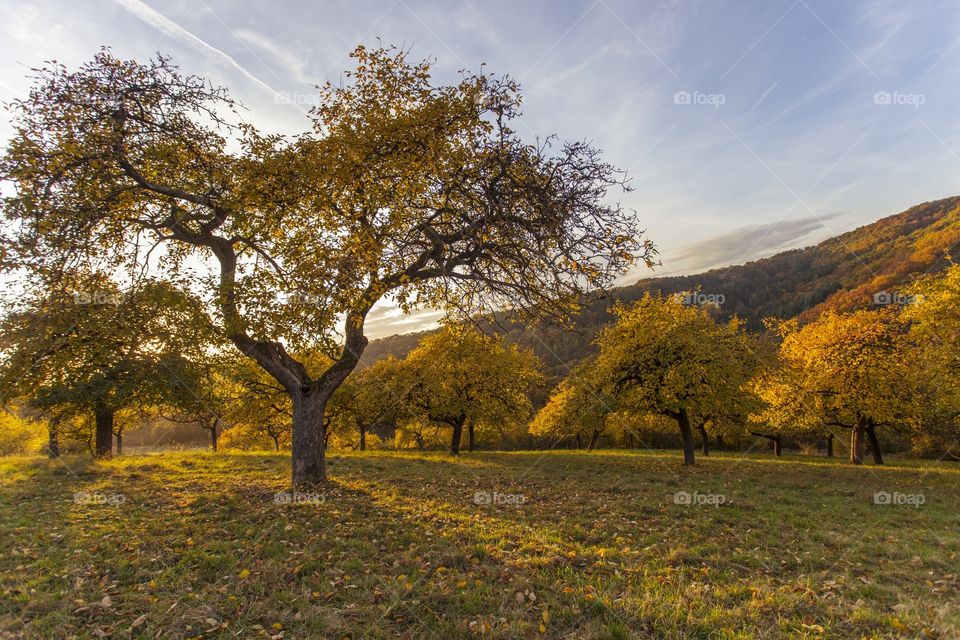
[[592, 294, 758, 465], [1, 46, 653, 484]]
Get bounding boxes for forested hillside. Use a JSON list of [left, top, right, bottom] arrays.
[[362, 196, 960, 375]]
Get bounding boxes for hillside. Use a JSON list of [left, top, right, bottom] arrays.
[[361, 196, 960, 376]]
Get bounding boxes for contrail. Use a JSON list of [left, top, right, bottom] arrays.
[[110, 0, 286, 101]]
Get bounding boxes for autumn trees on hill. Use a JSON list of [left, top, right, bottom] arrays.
[[530, 275, 959, 466]]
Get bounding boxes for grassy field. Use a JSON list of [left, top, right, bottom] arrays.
[[0, 450, 957, 639]]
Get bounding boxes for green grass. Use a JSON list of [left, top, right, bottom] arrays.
[[1, 449, 958, 639]]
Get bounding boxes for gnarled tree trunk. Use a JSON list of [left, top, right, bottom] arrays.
[[450, 419, 464, 455], [290, 390, 328, 483], [698, 423, 710, 456], [48, 418, 60, 459], [865, 420, 883, 465], [94, 405, 113, 458], [677, 408, 696, 465], [850, 418, 865, 465], [750, 431, 782, 456], [588, 429, 601, 451]]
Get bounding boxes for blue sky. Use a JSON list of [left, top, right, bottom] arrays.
[[1, 0, 958, 337]]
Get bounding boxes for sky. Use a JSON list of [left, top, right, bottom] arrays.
[[1, 0, 958, 338]]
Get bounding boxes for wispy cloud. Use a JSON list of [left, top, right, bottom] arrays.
[[663, 212, 847, 275], [109, 0, 285, 99]]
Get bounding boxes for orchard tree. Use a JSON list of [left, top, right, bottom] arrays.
[[592, 294, 758, 465], [327, 357, 404, 451], [1, 47, 653, 485], [161, 353, 243, 452], [400, 324, 542, 454], [0, 275, 215, 457], [902, 266, 960, 458], [757, 310, 913, 465], [529, 359, 615, 450]]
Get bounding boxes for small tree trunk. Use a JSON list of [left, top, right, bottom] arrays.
[[627, 432, 634, 448], [850, 420, 865, 465], [359, 425, 366, 452], [450, 420, 464, 455], [716, 434, 724, 451], [588, 430, 600, 451], [467, 423, 475, 452], [115, 432, 122, 455], [291, 390, 327, 485], [48, 419, 60, 459], [575, 433, 582, 449], [677, 408, 696, 465], [750, 432, 782, 456], [271, 434, 280, 451], [415, 433, 424, 451], [94, 406, 113, 458], [826, 433, 834, 457], [210, 425, 218, 452], [865, 421, 883, 465], [698, 423, 710, 456]]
